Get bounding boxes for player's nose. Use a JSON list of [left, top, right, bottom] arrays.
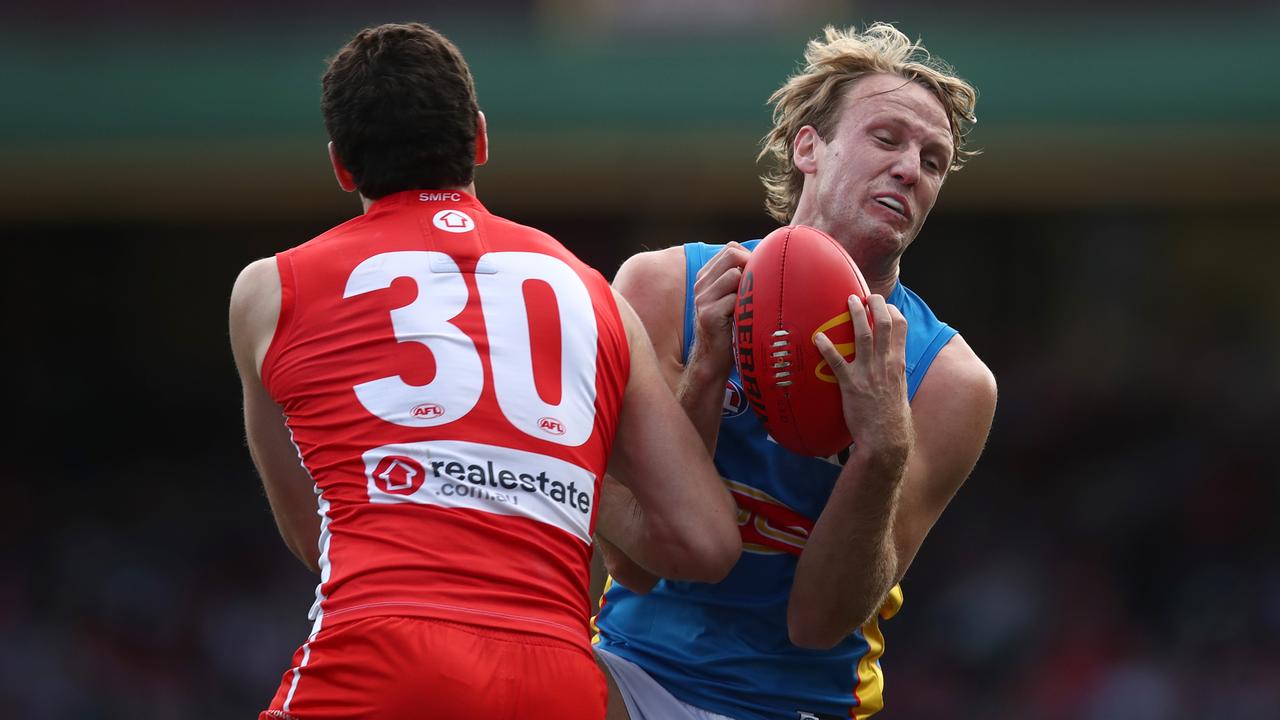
[[890, 150, 920, 187]]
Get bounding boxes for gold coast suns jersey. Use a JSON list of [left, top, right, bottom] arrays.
[[594, 240, 956, 720], [263, 190, 629, 651]]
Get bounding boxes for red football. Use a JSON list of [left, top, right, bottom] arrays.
[[733, 225, 870, 457]]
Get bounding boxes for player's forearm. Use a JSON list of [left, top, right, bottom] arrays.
[[252, 450, 323, 573], [594, 533, 659, 594], [596, 475, 738, 583], [787, 448, 907, 649], [264, 496, 322, 572], [676, 343, 732, 453]]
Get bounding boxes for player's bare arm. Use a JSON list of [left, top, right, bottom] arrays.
[[596, 245, 753, 588], [593, 480, 662, 594], [229, 258, 322, 572], [612, 243, 751, 448], [889, 334, 995, 579], [599, 289, 742, 584], [790, 295, 995, 648]]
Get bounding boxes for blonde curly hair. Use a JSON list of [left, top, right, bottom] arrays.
[[759, 23, 979, 224]]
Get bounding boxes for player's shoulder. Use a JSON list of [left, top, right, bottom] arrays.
[[482, 212, 594, 267], [484, 210, 560, 246], [612, 246, 690, 361], [290, 213, 370, 254], [228, 256, 283, 373], [230, 256, 280, 310], [614, 246, 686, 297], [925, 334, 997, 405]]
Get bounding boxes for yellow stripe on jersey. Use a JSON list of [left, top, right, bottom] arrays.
[[853, 584, 904, 719], [590, 575, 613, 645]]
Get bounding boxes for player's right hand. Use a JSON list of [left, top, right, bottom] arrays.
[[689, 241, 751, 377], [814, 293, 913, 473]]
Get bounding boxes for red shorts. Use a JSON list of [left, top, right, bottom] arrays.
[[260, 615, 606, 719]]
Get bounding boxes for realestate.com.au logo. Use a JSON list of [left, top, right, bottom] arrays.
[[364, 440, 598, 542]]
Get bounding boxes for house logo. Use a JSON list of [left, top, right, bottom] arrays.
[[372, 455, 426, 495], [432, 209, 475, 233]]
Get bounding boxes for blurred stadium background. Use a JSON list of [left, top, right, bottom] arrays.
[[4, 0, 1279, 717]]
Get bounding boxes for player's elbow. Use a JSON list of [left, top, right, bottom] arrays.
[[660, 526, 741, 583], [787, 614, 852, 651], [787, 600, 864, 651], [284, 536, 322, 574], [699, 530, 743, 582], [300, 552, 321, 575]]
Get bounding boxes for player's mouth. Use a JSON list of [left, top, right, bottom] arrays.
[[872, 193, 911, 221]]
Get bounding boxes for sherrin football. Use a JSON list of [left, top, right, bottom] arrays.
[[733, 225, 870, 457]]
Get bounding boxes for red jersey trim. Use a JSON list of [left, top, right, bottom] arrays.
[[261, 251, 298, 396]]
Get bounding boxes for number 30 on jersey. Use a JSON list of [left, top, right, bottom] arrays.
[[343, 250, 598, 447]]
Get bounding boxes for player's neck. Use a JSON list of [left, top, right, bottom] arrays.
[[358, 182, 479, 213], [862, 264, 900, 298]]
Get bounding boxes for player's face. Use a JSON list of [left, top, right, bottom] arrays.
[[794, 73, 953, 273]]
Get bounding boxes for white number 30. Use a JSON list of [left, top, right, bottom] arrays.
[[343, 251, 598, 447]]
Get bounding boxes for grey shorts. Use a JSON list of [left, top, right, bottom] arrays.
[[594, 646, 740, 720]]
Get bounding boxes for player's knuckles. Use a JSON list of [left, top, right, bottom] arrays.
[[716, 266, 744, 291], [887, 358, 907, 377], [709, 294, 738, 318]]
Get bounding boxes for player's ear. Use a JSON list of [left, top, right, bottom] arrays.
[[793, 126, 820, 175], [328, 141, 358, 193], [474, 111, 489, 167]]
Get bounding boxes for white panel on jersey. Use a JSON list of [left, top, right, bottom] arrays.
[[475, 252, 599, 447], [343, 251, 484, 427], [363, 440, 596, 544]]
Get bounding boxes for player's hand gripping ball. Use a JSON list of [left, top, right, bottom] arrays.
[[733, 225, 870, 457]]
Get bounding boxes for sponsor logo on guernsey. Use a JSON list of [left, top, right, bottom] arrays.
[[722, 379, 748, 418], [363, 439, 596, 543], [432, 209, 475, 233], [373, 455, 426, 495], [725, 478, 813, 556]]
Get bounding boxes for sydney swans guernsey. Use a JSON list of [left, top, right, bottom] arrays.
[[263, 190, 629, 650]]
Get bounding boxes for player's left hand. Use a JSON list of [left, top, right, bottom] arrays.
[[687, 241, 751, 379], [814, 294, 913, 472]]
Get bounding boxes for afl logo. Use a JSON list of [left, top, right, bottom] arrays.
[[722, 379, 749, 418], [432, 209, 475, 233], [538, 417, 566, 436], [373, 455, 426, 495], [411, 403, 445, 420]]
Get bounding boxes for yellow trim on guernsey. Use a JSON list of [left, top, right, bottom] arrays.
[[590, 575, 612, 645], [853, 584, 904, 718]]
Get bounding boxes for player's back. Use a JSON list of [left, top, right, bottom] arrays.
[[264, 189, 629, 650]]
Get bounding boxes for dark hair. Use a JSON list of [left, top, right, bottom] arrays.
[[321, 23, 479, 198]]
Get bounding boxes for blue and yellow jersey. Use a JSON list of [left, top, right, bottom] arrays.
[[593, 240, 957, 720]]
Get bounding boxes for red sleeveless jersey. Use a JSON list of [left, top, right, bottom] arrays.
[[261, 190, 629, 650]]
